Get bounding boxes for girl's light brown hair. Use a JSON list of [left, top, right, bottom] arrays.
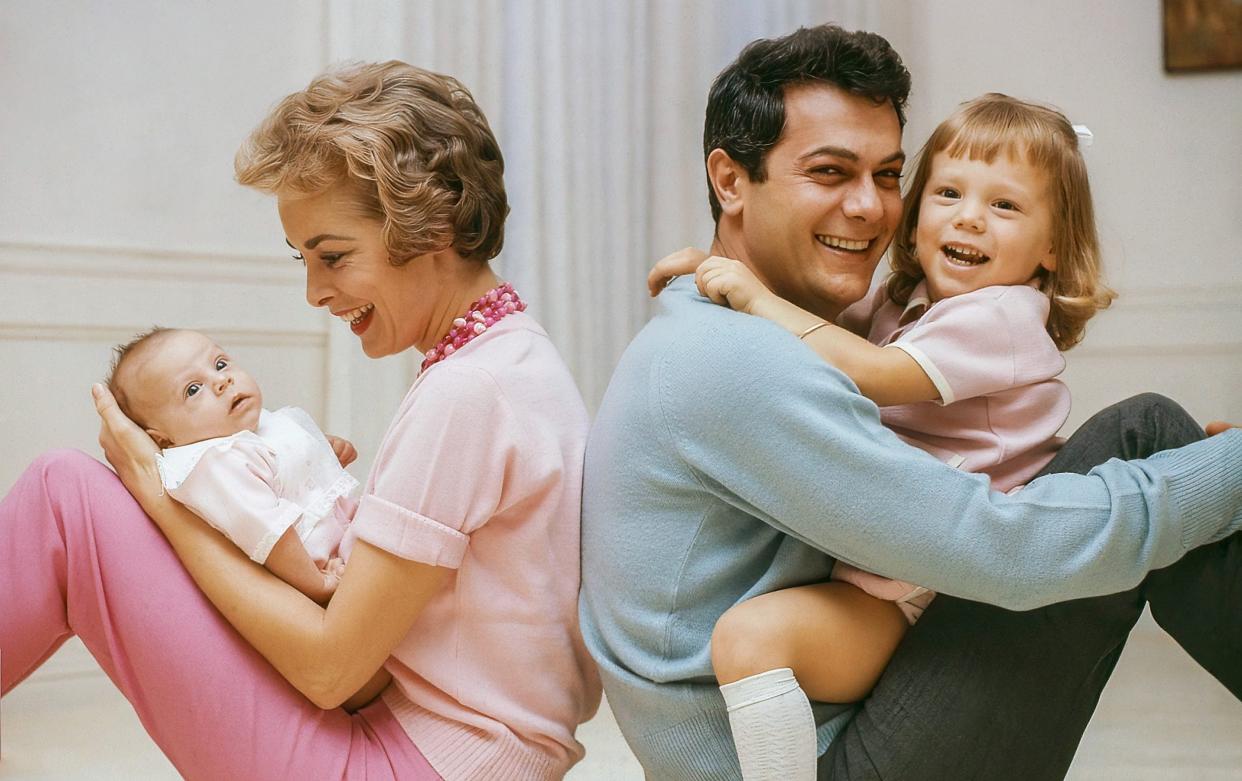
[[888, 93, 1115, 350], [235, 61, 508, 264]]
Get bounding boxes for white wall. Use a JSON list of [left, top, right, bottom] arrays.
[[901, 0, 1242, 431], [3, 1, 1238, 486], [0, 1, 913, 491], [0, 0, 415, 493]]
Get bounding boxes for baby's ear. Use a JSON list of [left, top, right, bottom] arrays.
[[145, 427, 173, 449]]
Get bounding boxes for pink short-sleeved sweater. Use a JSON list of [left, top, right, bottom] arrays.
[[340, 312, 602, 780]]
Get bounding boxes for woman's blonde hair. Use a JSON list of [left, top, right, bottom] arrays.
[[235, 61, 508, 263], [889, 93, 1115, 350]]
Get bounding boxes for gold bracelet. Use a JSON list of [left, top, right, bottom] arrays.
[[797, 321, 830, 340]]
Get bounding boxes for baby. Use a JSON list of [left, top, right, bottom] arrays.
[[107, 327, 357, 605]]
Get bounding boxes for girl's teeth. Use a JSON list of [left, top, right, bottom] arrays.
[[942, 245, 988, 265]]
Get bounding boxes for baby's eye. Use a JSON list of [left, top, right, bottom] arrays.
[[994, 200, 1019, 211], [215, 358, 228, 371], [185, 382, 202, 399], [936, 187, 961, 199]]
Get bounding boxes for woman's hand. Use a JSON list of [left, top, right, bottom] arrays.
[[92, 383, 165, 509], [647, 247, 709, 296], [1206, 421, 1236, 436]]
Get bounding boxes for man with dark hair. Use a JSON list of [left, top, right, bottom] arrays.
[[580, 23, 1242, 780]]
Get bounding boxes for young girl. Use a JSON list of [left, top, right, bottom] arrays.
[[107, 326, 358, 605], [650, 93, 1116, 780]]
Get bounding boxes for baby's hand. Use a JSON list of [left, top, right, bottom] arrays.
[[325, 556, 346, 578], [315, 557, 347, 605], [693, 256, 775, 316], [326, 435, 358, 467], [647, 247, 709, 296]]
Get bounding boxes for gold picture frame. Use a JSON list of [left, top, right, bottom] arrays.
[[1163, 0, 1242, 72]]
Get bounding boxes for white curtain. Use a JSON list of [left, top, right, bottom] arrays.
[[327, 0, 906, 409]]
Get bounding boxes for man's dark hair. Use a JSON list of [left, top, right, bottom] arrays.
[[703, 24, 911, 222]]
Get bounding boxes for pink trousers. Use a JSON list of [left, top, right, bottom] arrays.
[[0, 450, 440, 780]]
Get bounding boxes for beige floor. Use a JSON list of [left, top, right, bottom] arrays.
[[2, 615, 1239, 779]]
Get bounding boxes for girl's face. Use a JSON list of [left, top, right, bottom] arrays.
[[278, 186, 440, 358], [914, 151, 1057, 302]]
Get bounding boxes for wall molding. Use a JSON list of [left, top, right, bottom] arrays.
[[0, 239, 301, 286], [1070, 341, 1242, 359], [1116, 285, 1242, 308], [0, 323, 324, 348]]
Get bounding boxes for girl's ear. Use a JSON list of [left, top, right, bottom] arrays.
[[145, 427, 173, 449], [706, 148, 746, 218], [1040, 246, 1057, 272]]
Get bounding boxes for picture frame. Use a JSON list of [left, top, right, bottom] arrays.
[[1163, 0, 1242, 72]]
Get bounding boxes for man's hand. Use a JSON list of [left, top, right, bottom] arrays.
[[1206, 421, 1237, 437], [648, 247, 709, 296], [92, 383, 164, 505], [327, 435, 358, 467]]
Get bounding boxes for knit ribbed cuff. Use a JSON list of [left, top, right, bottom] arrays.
[[1149, 429, 1242, 549]]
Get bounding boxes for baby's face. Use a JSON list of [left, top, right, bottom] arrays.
[[126, 330, 263, 448]]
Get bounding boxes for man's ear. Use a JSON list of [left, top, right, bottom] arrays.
[[145, 427, 173, 449], [706, 148, 747, 218]]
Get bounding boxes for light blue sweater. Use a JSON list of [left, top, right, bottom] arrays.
[[579, 278, 1242, 780]]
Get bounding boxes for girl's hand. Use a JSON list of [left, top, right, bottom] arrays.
[[1206, 421, 1237, 436], [92, 383, 164, 507], [327, 435, 358, 467], [647, 247, 709, 296], [694, 255, 777, 317]]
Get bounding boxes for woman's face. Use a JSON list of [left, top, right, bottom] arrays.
[[279, 186, 436, 358]]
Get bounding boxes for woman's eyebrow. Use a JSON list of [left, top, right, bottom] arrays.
[[284, 235, 354, 250], [304, 234, 354, 249]]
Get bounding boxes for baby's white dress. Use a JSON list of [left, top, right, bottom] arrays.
[[156, 407, 357, 565]]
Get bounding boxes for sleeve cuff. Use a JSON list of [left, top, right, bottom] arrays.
[[249, 501, 306, 564], [1146, 429, 1242, 550], [351, 494, 470, 569], [886, 342, 955, 405]]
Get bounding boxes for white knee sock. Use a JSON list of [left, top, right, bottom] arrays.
[[719, 667, 817, 781]]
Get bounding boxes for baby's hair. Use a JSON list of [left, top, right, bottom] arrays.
[[889, 93, 1116, 350], [106, 326, 177, 425]]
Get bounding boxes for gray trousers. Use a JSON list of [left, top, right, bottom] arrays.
[[819, 393, 1242, 780]]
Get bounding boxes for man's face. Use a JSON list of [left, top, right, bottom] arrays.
[[726, 83, 904, 319]]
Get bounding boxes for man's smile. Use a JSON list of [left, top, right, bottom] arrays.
[[815, 234, 873, 253]]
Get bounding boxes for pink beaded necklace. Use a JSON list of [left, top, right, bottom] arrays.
[[421, 282, 526, 371]]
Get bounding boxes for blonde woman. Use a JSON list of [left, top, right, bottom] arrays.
[[1, 62, 600, 780]]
